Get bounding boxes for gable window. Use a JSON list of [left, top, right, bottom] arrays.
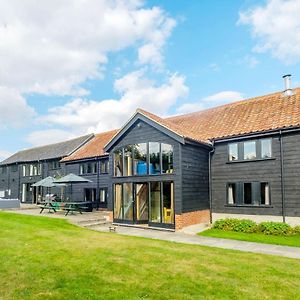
[[227, 182, 270, 206], [162, 144, 174, 173], [228, 143, 238, 161], [228, 138, 273, 162], [114, 142, 174, 177], [149, 142, 160, 175], [244, 141, 256, 160], [79, 162, 97, 175]]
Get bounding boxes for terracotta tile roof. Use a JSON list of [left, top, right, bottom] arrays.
[[61, 129, 118, 162], [166, 88, 300, 142], [63, 87, 300, 162]]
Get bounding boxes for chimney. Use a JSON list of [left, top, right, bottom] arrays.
[[282, 74, 295, 96]]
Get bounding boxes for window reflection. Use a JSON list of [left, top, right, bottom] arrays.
[[149, 142, 160, 174], [133, 143, 147, 175], [162, 144, 173, 173]]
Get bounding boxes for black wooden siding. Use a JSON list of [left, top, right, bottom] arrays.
[[181, 143, 210, 213], [210, 134, 300, 217]]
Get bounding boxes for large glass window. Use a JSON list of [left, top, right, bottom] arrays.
[[133, 143, 147, 175], [261, 139, 272, 158], [114, 184, 123, 219], [150, 182, 161, 223], [123, 183, 133, 220], [149, 142, 160, 175], [84, 188, 96, 202], [123, 146, 133, 176], [228, 143, 238, 161], [162, 182, 174, 224], [244, 183, 252, 204], [260, 182, 270, 205], [22, 163, 42, 176], [114, 149, 123, 177], [244, 141, 256, 160], [162, 144, 173, 173]]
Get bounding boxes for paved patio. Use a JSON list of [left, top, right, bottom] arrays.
[[3, 206, 300, 259]]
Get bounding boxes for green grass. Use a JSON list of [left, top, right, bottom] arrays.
[[199, 229, 300, 247], [1, 212, 300, 300]]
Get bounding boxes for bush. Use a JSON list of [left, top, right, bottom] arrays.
[[213, 218, 257, 233], [257, 222, 292, 236], [293, 225, 300, 235]]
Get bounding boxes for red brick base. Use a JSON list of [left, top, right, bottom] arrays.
[[106, 211, 113, 222], [175, 210, 210, 230]]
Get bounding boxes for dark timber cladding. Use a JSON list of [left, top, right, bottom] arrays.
[[107, 120, 182, 214]]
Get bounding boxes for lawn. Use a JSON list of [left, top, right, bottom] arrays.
[[199, 229, 300, 248], [1, 212, 300, 300]]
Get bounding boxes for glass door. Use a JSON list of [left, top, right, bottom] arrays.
[[134, 183, 148, 223]]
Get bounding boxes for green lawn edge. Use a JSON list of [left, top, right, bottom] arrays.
[[199, 228, 300, 247]]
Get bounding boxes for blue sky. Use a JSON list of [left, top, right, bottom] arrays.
[[1, 0, 300, 160]]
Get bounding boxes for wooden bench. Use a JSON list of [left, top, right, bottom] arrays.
[[63, 205, 89, 216], [39, 203, 57, 214]]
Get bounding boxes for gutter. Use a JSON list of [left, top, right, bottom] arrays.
[[208, 141, 215, 224], [279, 130, 286, 223]]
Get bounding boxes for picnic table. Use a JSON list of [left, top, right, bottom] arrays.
[[39, 202, 57, 214], [63, 202, 88, 216]]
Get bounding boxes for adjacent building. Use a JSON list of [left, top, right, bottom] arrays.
[[1, 81, 300, 229]]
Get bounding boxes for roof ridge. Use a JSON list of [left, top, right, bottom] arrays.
[[166, 87, 300, 121]]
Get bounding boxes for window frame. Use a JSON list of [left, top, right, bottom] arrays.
[[227, 138, 273, 163], [226, 181, 271, 207], [79, 162, 97, 175]]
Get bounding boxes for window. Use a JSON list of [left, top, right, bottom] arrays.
[[227, 183, 236, 204], [84, 188, 96, 202], [244, 141, 256, 160], [123, 146, 133, 176], [99, 188, 108, 203], [22, 164, 42, 176], [228, 138, 273, 162], [228, 143, 238, 161], [114, 184, 123, 219], [150, 182, 161, 223], [261, 139, 272, 158], [100, 160, 108, 174], [48, 161, 61, 170], [114, 142, 174, 177], [79, 162, 97, 175], [0, 166, 7, 174], [114, 149, 123, 177], [161, 144, 173, 173], [123, 183, 133, 220], [162, 182, 174, 224], [149, 142, 160, 174], [133, 143, 147, 175], [10, 165, 18, 172], [227, 182, 270, 206]]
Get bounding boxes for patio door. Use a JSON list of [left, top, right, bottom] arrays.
[[134, 183, 148, 223]]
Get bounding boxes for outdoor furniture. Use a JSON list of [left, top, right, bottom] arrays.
[[63, 202, 88, 216], [39, 202, 57, 214]]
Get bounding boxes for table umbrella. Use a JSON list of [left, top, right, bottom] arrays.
[[53, 173, 92, 202]]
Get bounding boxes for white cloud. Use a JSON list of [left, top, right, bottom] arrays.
[[0, 0, 176, 96], [37, 70, 188, 135], [0, 150, 12, 161], [239, 0, 300, 64], [177, 91, 244, 114], [25, 129, 77, 147], [0, 87, 35, 128]]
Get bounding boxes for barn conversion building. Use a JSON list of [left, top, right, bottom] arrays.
[[1, 81, 300, 229]]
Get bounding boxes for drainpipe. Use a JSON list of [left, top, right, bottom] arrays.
[[208, 141, 215, 224], [279, 130, 286, 223]]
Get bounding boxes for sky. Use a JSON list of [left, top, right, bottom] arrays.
[[1, 0, 300, 160]]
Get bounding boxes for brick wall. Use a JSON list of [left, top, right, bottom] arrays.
[[175, 209, 210, 230]]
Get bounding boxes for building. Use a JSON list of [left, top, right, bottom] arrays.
[[0, 134, 93, 203], [1, 79, 300, 229]]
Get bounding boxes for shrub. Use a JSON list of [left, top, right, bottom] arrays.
[[213, 218, 257, 233], [257, 222, 292, 236], [293, 225, 300, 235]]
